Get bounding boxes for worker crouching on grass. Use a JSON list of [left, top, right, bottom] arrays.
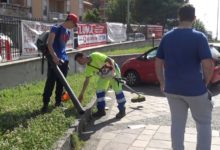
[[74, 52, 126, 119]]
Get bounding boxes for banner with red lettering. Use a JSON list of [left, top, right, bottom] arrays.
[[21, 20, 74, 57], [146, 25, 163, 39], [77, 23, 107, 48]]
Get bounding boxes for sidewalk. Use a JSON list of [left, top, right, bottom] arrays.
[[81, 90, 220, 150]]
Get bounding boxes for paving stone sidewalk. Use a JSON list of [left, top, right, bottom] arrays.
[[81, 90, 220, 150]]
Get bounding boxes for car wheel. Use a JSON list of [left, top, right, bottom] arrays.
[[125, 71, 140, 86]]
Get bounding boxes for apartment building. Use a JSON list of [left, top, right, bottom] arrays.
[[0, 0, 93, 21]]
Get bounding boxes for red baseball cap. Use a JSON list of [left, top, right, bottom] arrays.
[[66, 13, 78, 24]]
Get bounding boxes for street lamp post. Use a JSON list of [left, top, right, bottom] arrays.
[[127, 0, 131, 40], [217, 0, 219, 41], [152, 33, 155, 47]]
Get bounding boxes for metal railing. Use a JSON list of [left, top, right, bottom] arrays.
[[0, 15, 21, 62], [0, 15, 56, 62], [48, 12, 68, 21], [0, 2, 31, 18]]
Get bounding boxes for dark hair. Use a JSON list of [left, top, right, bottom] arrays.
[[74, 52, 84, 60], [178, 4, 195, 22]]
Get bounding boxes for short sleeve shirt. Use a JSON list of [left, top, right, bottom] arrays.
[[50, 25, 70, 61], [156, 28, 212, 96]]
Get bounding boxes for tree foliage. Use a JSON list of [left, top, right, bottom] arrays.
[[106, 0, 186, 26], [106, 0, 127, 23], [193, 19, 207, 35], [83, 8, 101, 23]]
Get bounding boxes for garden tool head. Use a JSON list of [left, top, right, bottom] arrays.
[[114, 77, 146, 103], [131, 94, 146, 103]]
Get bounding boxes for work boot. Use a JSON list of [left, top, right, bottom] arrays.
[[116, 107, 126, 119], [41, 105, 48, 113], [92, 109, 106, 118]]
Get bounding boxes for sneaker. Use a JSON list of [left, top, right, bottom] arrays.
[[116, 107, 126, 119], [41, 105, 48, 113], [92, 109, 106, 118]]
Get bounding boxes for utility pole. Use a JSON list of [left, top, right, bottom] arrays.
[[127, 0, 131, 25], [216, 0, 219, 41], [127, 0, 131, 40], [79, 0, 83, 21]]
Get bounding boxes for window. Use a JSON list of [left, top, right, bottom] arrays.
[[146, 49, 157, 60], [1, 0, 8, 3]]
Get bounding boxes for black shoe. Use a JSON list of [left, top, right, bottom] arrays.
[[116, 107, 126, 119], [55, 102, 63, 107], [92, 109, 106, 118], [41, 105, 48, 113]]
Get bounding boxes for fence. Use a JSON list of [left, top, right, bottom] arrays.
[[0, 15, 21, 62], [0, 15, 57, 62]]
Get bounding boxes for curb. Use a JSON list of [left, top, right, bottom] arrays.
[[53, 97, 97, 150]]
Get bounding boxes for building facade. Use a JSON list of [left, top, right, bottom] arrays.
[[0, 0, 93, 21]]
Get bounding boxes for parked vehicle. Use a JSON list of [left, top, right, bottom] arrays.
[[0, 33, 14, 62], [0, 33, 13, 46], [128, 33, 145, 41], [121, 47, 220, 86]]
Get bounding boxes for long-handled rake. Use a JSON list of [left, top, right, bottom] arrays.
[[114, 77, 146, 103]]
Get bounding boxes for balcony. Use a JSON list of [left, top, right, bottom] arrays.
[[0, 2, 31, 18], [48, 12, 68, 21]]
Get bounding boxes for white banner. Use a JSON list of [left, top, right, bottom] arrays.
[[21, 20, 74, 56], [106, 22, 127, 43]]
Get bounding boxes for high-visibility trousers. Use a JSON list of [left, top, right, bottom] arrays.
[[96, 63, 126, 111]]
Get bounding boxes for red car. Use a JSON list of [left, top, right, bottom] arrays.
[[121, 47, 220, 86]]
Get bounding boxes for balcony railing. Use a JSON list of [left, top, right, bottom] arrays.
[[48, 12, 68, 21], [0, 3, 31, 18]]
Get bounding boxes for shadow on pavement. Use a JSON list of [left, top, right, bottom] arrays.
[[123, 83, 165, 97], [80, 117, 119, 141], [80, 84, 164, 142], [126, 83, 220, 97]]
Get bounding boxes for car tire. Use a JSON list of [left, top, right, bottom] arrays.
[[124, 70, 140, 86]]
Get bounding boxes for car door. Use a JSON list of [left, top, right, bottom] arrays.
[[136, 49, 158, 83]]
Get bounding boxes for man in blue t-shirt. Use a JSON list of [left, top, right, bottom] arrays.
[[155, 4, 214, 150], [41, 13, 78, 112]]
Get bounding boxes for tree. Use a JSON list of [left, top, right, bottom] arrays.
[[193, 19, 207, 35], [106, 0, 128, 23], [83, 8, 102, 23], [106, 0, 186, 26], [133, 0, 184, 26]]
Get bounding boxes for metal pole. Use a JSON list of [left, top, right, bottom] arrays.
[[217, 0, 219, 41], [152, 33, 155, 47], [79, 0, 83, 21], [127, 0, 130, 25], [127, 0, 131, 40], [153, 37, 154, 47]]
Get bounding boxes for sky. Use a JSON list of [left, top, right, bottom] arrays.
[[189, 0, 220, 40]]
